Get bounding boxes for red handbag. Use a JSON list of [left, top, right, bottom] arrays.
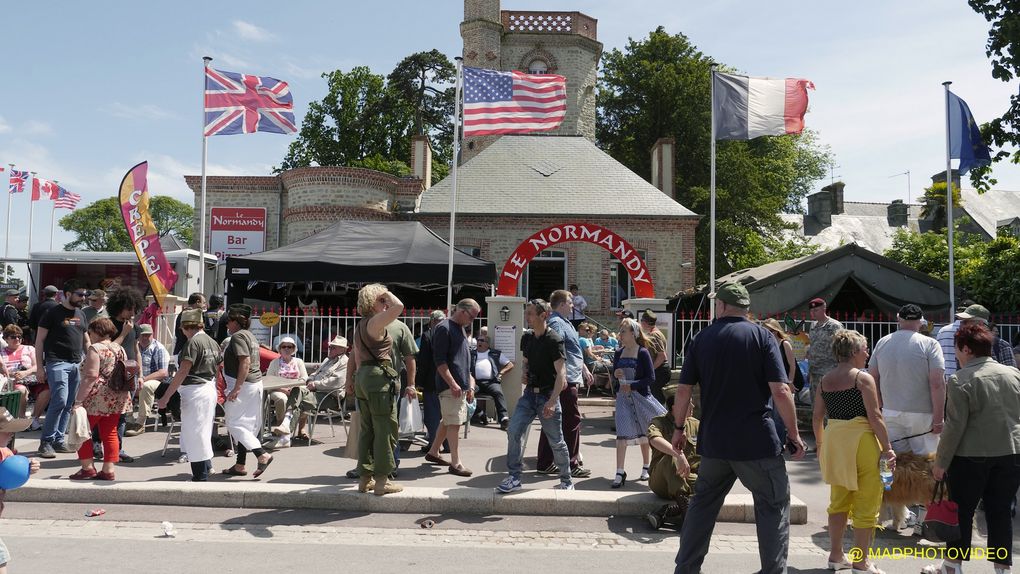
[[922, 479, 960, 543]]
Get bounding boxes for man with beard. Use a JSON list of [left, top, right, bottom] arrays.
[[34, 280, 90, 459]]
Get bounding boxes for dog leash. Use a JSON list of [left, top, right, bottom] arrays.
[[890, 430, 932, 444]]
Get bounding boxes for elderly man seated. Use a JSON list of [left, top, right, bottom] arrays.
[[306, 335, 349, 411], [645, 384, 700, 530]]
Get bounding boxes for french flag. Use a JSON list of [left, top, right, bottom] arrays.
[[713, 72, 814, 140]]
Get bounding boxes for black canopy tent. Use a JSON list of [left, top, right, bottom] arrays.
[[225, 221, 497, 303]]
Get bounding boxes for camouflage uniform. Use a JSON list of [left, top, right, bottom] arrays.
[[807, 317, 844, 394]]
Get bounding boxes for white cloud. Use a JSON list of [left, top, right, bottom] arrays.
[[0, 116, 10, 133], [22, 121, 53, 137], [233, 20, 276, 42], [104, 102, 175, 121]]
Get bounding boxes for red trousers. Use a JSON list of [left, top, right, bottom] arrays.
[[77, 413, 120, 463]]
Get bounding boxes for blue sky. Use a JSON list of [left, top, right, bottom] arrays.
[[2, 1, 1016, 281]]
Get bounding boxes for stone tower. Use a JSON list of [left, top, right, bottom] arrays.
[[460, 0, 602, 162]]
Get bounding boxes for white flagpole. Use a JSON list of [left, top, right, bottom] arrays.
[[709, 64, 718, 320], [4, 164, 13, 281], [943, 81, 955, 320], [27, 173, 36, 257], [446, 57, 464, 313], [49, 180, 58, 251], [199, 56, 212, 293]]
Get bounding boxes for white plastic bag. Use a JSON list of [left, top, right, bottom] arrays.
[[65, 405, 90, 450], [398, 396, 424, 437]]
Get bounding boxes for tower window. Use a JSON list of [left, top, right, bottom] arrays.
[[528, 60, 548, 74]]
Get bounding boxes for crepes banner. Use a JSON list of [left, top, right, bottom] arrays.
[[118, 161, 178, 308]]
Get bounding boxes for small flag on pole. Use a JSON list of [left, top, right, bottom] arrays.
[[31, 178, 58, 201], [947, 90, 991, 175], [713, 72, 814, 140], [54, 187, 81, 210], [462, 66, 567, 136], [9, 170, 28, 194], [204, 67, 297, 136]]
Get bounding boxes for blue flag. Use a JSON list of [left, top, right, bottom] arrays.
[[948, 91, 991, 174]]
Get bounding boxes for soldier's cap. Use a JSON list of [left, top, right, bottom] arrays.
[[3, 289, 19, 298], [180, 308, 204, 325], [956, 304, 990, 322], [897, 304, 923, 321], [709, 283, 751, 308], [616, 309, 635, 319], [138, 324, 154, 335], [228, 304, 253, 319], [808, 297, 826, 308]]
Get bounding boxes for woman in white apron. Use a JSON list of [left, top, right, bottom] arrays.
[[157, 308, 219, 481], [221, 304, 273, 478]]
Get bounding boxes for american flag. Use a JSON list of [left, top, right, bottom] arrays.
[[462, 66, 567, 136], [54, 186, 81, 210], [204, 67, 297, 136], [31, 177, 58, 201], [8, 169, 27, 194]]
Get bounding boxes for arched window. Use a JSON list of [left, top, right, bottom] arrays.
[[527, 60, 549, 74]]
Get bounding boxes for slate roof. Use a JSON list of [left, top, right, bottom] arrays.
[[784, 201, 923, 254], [960, 188, 1020, 238], [419, 135, 698, 218]]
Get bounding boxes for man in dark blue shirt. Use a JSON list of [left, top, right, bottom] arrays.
[[671, 283, 805, 574]]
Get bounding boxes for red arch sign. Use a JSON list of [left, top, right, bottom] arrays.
[[497, 222, 655, 297]]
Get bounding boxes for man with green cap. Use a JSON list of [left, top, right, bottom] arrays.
[[671, 282, 804, 574], [645, 384, 700, 530]]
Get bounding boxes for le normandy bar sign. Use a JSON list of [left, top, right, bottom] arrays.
[[209, 207, 267, 263]]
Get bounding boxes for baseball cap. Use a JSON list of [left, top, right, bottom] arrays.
[[709, 283, 751, 308], [138, 324, 154, 335], [42, 285, 59, 295], [328, 335, 348, 348], [897, 304, 923, 321], [956, 304, 990, 322], [808, 297, 826, 308]]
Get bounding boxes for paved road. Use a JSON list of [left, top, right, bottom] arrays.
[[3, 503, 1013, 573]]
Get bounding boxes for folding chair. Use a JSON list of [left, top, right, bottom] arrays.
[[307, 388, 348, 442]]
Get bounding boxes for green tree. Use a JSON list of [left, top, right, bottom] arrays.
[[884, 228, 983, 282], [279, 51, 455, 183], [60, 196, 194, 251], [958, 234, 1020, 311], [597, 27, 831, 280], [1, 266, 24, 290], [968, 0, 1020, 191], [918, 181, 963, 230]]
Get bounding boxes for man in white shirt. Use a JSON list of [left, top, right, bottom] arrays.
[[471, 328, 514, 429], [124, 324, 170, 436], [870, 304, 945, 456], [569, 284, 588, 329]]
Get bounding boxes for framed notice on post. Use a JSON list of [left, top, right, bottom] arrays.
[[210, 207, 267, 263], [493, 325, 517, 363]]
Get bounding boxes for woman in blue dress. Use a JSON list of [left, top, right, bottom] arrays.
[[611, 317, 667, 488]]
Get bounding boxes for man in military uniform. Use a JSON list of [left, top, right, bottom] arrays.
[[806, 297, 843, 400], [646, 385, 700, 530]]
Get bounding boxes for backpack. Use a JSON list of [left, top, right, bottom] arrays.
[[107, 346, 138, 393]]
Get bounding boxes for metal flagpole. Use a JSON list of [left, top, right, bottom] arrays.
[[445, 57, 464, 313], [49, 180, 58, 251], [943, 81, 955, 320], [199, 56, 212, 293], [27, 172, 36, 256], [709, 64, 718, 320], [4, 164, 13, 281]]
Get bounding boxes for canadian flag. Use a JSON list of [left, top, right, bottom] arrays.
[[31, 177, 58, 201]]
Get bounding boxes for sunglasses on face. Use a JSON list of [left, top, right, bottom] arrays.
[[72, 291, 87, 297], [4, 335, 21, 340], [477, 338, 488, 343], [280, 345, 295, 350]]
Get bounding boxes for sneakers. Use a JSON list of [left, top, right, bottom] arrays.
[[538, 464, 559, 475], [497, 475, 523, 494], [177, 454, 189, 464], [38, 442, 56, 459], [265, 435, 291, 450], [54, 442, 76, 453], [124, 422, 145, 437], [28, 418, 43, 432], [553, 480, 575, 491], [272, 413, 293, 436], [499, 417, 509, 431], [570, 465, 592, 478]]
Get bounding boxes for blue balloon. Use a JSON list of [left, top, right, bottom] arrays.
[[0, 455, 31, 490]]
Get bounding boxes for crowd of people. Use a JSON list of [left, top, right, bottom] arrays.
[[1, 279, 1019, 574]]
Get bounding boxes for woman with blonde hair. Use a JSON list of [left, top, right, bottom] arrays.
[[812, 329, 895, 574], [349, 283, 404, 495], [610, 317, 666, 488]]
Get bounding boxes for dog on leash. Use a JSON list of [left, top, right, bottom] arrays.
[[881, 451, 936, 530]]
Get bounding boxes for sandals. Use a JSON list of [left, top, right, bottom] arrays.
[[850, 563, 885, 574], [222, 466, 248, 477], [827, 557, 852, 570], [253, 455, 274, 478], [611, 471, 627, 489]]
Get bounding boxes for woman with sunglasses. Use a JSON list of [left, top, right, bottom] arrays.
[[1, 325, 47, 425], [265, 336, 309, 448], [610, 317, 667, 488]]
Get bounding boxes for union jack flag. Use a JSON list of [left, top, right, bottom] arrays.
[[31, 177, 58, 201], [204, 67, 297, 136], [8, 169, 28, 194], [54, 186, 81, 210]]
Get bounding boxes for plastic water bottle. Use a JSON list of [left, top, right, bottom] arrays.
[[879, 458, 893, 491]]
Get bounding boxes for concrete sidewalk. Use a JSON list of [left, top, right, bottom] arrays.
[[11, 402, 807, 522]]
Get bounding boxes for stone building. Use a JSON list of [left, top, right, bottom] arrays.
[[187, 1, 699, 324]]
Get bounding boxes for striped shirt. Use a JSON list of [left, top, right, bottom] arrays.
[[936, 321, 960, 376]]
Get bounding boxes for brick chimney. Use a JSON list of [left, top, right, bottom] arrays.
[[650, 138, 675, 199], [807, 181, 845, 227], [887, 199, 908, 227], [410, 135, 432, 190]]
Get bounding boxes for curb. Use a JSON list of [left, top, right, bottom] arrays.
[[8, 480, 807, 523]]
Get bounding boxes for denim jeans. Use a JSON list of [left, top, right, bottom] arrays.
[[506, 390, 571, 484], [41, 361, 81, 445], [422, 390, 447, 451]]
